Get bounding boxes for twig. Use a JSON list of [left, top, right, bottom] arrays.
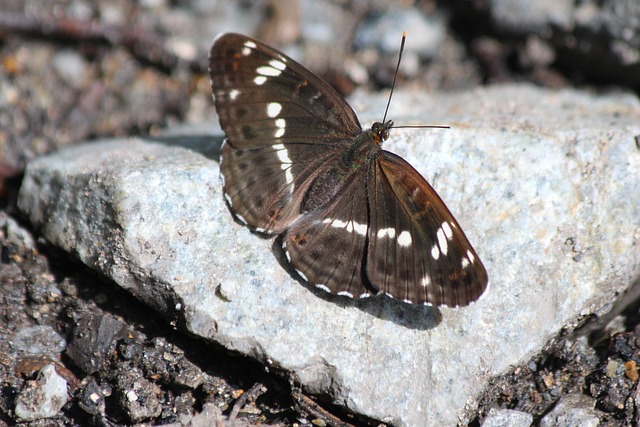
[[228, 382, 265, 421], [292, 390, 358, 427]]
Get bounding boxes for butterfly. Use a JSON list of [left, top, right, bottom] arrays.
[[208, 33, 488, 307]]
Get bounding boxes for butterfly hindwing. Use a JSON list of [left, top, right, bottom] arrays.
[[367, 151, 488, 306], [283, 168, 372, 299], [220, 141, 346, 233]]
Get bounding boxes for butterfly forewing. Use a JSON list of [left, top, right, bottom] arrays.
[[209, 33, 362, 149], [367, 151, 488, 306], [210, 33, 365, 233]]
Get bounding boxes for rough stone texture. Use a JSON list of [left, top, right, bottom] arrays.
[[540, 394, 600, 427], [14, 364, 69, 421], [481, 408, 533, 427], [17, 84, 640, 426]]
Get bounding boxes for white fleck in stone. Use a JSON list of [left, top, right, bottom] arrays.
[[398, 230, 412, 247], [436, 227, 448, 255], [337, 291, 354, 298], [254, 76, 267, 85], [267, 102, 282, 118], [126, 390, 138, 402], [377, 227, 396, 239], [431, 244, 440, 260]]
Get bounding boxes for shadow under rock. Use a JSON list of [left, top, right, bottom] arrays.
[[271, 235, 442, 331]]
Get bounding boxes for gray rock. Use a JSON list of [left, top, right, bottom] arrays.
[[482, 408, 533, 427], [52, 50, 90, 89], [14, 364, 69, 421], [354, 8, 446, 58], [487, 0, 574, 32], [114, 366, 162, 422], [17, 84, 640, 426], [66, 314, 129, 375], [11, 325, 67, 357], [540, 394, 600, 427]]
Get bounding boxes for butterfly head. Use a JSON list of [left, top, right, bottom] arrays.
[[371, 120, 394, 144]]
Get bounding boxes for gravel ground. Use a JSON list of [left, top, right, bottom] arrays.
[[1, 1, 639, 426]]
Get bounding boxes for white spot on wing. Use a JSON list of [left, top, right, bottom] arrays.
[[241, 47, 251, 56], [420, 276, 431, 287], [269, 59, 286, 71], [229, 89, 240, 100], [254, 76, 267, 85], [461, 257, 470, 268], [235, 213, 248, 225], [267, 102, 282, 117], [295, 269, 309, 282], [377, 227, 396, 239], [359, 293, 371, 298], [431, 244, 440, 260], [316, 284, 331, 293], [244, 41, 257, 48], [224, 192, 233, 207], [436, 227, 448, 255], [274, 118, 286, 138], [257, 66, 282, 77], [337, 291, 354, 298], [273, 143, 293, 185], [466, 250, 475, 264], [397, 231, 412, 247], [322, 218, 367, 236], [442, 222, 453, 240]]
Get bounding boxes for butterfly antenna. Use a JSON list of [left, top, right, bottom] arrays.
[[382, 32, 406, 125], [383, 32, 451, 131]]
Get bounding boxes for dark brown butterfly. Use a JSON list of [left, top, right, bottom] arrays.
[[209, 33, 488, 307]]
